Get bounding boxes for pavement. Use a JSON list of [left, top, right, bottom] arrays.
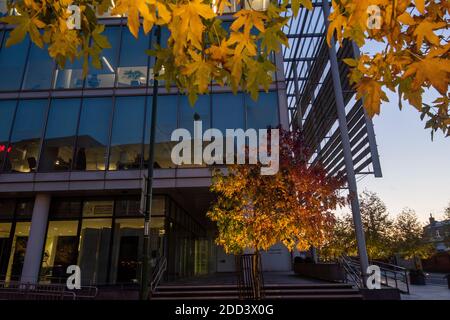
[[401, 273, 450, 300]]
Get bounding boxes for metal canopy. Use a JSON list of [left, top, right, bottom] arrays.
[[281, 0, 382, 179]]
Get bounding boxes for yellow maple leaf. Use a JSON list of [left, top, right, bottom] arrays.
[[327, 13, 346, 46], [356, 78, 389, 117], [403, 57, 450, 95], [413, 20, 446, 48], [415, 0, 426, 14]]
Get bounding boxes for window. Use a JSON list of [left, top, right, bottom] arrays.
[[0, 100, 16, 171], [0, 32, 29, 91], [109, 96, 145, 170], [22, 44, 54, 90], [6, 222, 30, 281], [15, 199, 34, 219], [110, 218, 144, 284], [145, 95, 178, 168], [53, 59, 84, 89], [179, 95, 210, 167], [40, 99, 80, 172], [245, 91, 279, 130], [49, 199, 82, 219], [78, 218, 112, 285], [40, 221, 79, 283], [86, 26, 121, 88], [212, 93, 244, 131], [75, 98, 112, 171], [117, 29, 149, 87], [6, 100, 47, 173], [0, 222, 12, 277], [82, 200, 114, 217], [0, 199, 15, 220]]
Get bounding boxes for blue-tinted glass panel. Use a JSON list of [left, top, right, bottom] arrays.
[[6, 100, 47, 173], [144, 95, 178, 168], [212, 93, 244, 131], [22, 44, 54, 90], [117, 29, 149, 87], [86, 26, 121, 88], [0, 100, 16, 171], [180, 95, 211, 132], [245, 91, 279, 130], [39, 99, 80, 171], [179, 95, 210, 167], [0, 1, 8, 16], [54, 59, 84, 89], [0, 32, 29, 91], [109, 96, 145, 170], [75, 98, 112, 170]]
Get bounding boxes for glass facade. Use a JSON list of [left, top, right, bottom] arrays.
[[0, 92, 278, 172], [0, 20, 282, 286], [0, 198, 34, 281]]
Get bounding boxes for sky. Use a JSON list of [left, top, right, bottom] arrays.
[[356, 91, 450, 223]]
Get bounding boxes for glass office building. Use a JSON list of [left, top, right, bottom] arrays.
[[0, 18, 288, 285]]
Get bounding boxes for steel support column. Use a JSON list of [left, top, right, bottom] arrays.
[[322, 0, 369, 285]]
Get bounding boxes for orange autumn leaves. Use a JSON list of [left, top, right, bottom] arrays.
[[328, 0, 449, 137], [207, 129, 346, 254]]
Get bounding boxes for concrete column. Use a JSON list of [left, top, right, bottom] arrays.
[[20, 193, 51, 284]]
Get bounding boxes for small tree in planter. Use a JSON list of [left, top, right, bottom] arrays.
[[207, 128, 346, 298]]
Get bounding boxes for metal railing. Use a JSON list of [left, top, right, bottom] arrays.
[[236, 253, 265, 300], [150, 256, 167, 295], [338, 255, 363, 288], [340, 255, 410, 294], [0, 281, 76, 300]]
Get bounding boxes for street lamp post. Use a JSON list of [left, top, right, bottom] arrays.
[[140, 25, 162, 300]]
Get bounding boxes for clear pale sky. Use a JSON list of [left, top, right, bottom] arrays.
[[357, 91, 450, 223]]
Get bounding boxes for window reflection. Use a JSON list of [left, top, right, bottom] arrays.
[[0, 200, 15, 220], [86, 27, 121, 88], [6, 100, 47, 173], [0, 32, 29, 91], [109, 97, 145, 170], [144, 95, 178, 169], [40, 221, 79, 283], [22, 44, 54, 90], [78, 218, 112, 285], [75, 98, 112, 171], [53, 59, 84, 89], [0, 100, 16, 171], [6, 222, 30, 281], [245, 91, 279, 130], [179, 95, 211, 167], [82, 200, 114, 217], [0, 222, 12, 279], [40, 99, 80, 172], [117, 29, 149, 87], [110, 218, 144, 284]]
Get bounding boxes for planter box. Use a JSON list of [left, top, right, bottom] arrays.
[[294, 263, 346, 282]]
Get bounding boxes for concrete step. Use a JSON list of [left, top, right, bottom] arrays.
[[152, 283, 363, 300]]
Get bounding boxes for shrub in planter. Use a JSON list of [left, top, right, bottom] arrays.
[[409, 269, 426, 285]]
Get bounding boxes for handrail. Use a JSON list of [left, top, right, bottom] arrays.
[[339, 255, 363, 288], [343, 256, 410, 294], [150, 256, 167, 295]]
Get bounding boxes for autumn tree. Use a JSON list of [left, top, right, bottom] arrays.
[[444, 202, 450, 220], [321, 191, 395, 260], [207, 129, 346, 256], [393, 208, 434, 268], [320, 214, 357, 260], [1, 1, 448, 134]]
